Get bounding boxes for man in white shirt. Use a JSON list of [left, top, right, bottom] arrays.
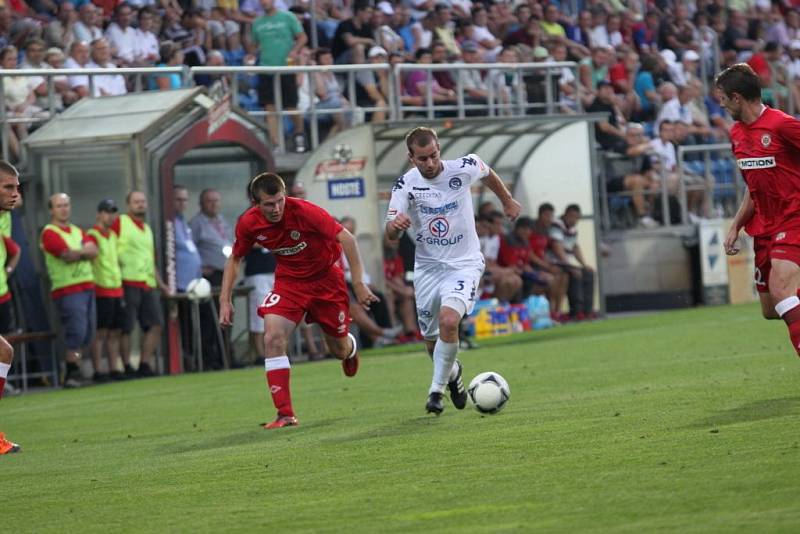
[[105, 3, 137, 65], [134, 8, 160, 66], [73, 4, 103, 44], [88, 38, 128, 96], [385, 126, 521, 415], [65, 41, 92, 98]]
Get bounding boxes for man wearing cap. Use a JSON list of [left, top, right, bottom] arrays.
[[86, 199, 133, 381], [356, 46, 389, 122], [112, 191, 170, 377], [40, 193, 98, 388]]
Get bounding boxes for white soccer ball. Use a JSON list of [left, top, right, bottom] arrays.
[[186, 277, 212, 300], [468, 372, 510, 414]]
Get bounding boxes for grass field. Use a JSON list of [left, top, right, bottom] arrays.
[[4, 303, 800, 532]]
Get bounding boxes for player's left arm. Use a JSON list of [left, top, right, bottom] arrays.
[[337, 228, 379, 309], [481, 167, 521, 221]]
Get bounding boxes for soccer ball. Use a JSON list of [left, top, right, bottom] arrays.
[[186, 278, 212, 300], [468, 372, 510, 414]]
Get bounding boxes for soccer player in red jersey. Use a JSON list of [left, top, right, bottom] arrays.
[[717, 63, 800, 356], [219, 173, 378, 429], [0, 161, 21, 454]]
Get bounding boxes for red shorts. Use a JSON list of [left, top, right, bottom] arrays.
[[257, 267, 351, 338], [753, 231, 800, 293]]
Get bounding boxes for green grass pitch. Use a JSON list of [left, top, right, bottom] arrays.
[[4, 303, 800, 532]]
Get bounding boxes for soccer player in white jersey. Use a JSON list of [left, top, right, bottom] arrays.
[[385, 127, 521, 415]]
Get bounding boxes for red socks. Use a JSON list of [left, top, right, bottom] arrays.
[[265, 356, 294, 417], [0, 376, 5, 400], [776, 296, 800, 357]]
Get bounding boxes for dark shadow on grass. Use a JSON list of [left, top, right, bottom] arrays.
[[687, 396, 800, 429], [320, 415, 445, 444], [157, 418, 346, 455]]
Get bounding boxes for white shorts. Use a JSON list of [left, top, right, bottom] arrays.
[[245, 273, 275, 333], [413, 264, 483, 340]]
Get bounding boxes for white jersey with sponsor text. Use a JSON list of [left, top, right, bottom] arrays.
[[386, 153, 489, 269]]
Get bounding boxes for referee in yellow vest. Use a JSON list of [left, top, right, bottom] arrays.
[[111, 191, 170, 377], [40, 193, 98, 388]]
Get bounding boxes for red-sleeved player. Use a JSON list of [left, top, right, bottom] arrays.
[[717, 63, 800, 356], [219, 173, 378, 429]]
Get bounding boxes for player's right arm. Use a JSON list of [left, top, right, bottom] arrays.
[[219, 213, 256, 326], [724, 193, 754, 255], [384, 175, 411, 240]]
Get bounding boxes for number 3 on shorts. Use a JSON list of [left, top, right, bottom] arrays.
[[262, 291, 281, 307]]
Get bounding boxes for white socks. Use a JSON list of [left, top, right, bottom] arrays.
[[0, 361, 9, 379], [264, 356, 290, 371], [430, 339, 458, 394], [346, 333, 357, 359], [775, 296, 800, 317]]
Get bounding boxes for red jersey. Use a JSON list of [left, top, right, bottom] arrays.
[[232, 197, 344, 281], [730, 107, 800, 237], [497, 234, 531, 269]]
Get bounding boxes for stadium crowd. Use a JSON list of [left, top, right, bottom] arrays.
[[1, 0, 799, 223]]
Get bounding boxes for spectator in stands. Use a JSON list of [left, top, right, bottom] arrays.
[[356, 46, 389, 122], [373, 2, 403, 55], [88, 38, 128, 97], [74, 3, 102, 43], [382, 234, 419, 339], [44, 1, 76, 51], [608, 123, 660, 229], [105, 3, 137, 66], [479, 211, 522, 303], [433, 4, 458, 57], [633, 10, 659, 53], [189, 188, 233, 287], [490, 45, 522, 115], [608, 47, 641, 118], [40, 193, 97, 388], [392, 4, 414, 52], [632, 52, 661, 122], [549, 204, 594, 321], [587, 80, 627, 152], [656, 83, 711, 142], [504, 15, 543, 50], [531, 203, 568, 319], [44, 47, 78, 109], [498, 216, 554, 299], [314, 47, 351, 138], [114, 191, 170, 377], [150, 40, 183, 90], [133, 7, 159, 66], [20, 37, 45, 69], [207, 6, 242, 52], [65, 40, 92, 98], [86, 199, 130, 382], [249, 0, 307, 153], [1, 44, 45, 157], [405, 47, 457, 107], [332, 0, 374, 65], [459, 40, 489, 113], [658, 4, 695, 55], [722, 10, 758, 62], [579, 45, 611, 102], [430, 41, 456, 91], [410, 12, 435, 54]]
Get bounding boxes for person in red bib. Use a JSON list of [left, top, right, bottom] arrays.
[[0, 160, 21, 455], [219, 173, 378, 429], [718, 63, 800, 357], [40, 193, 98, 388]]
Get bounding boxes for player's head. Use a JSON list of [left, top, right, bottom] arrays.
[[406, 127, 442, 179], [126, 190, 148, 217], [0, 160, 20, 212], [714, 63, 762, 121], [48, 192, 71, 224], [249, 172, 287, 222]]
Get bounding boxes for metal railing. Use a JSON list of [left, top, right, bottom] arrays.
[[600, 142, 740, 231], [0, 61, 581, 161]]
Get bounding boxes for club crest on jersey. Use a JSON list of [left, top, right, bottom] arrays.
[[429, 217, 450, 237], [290, 230, 300, 240], [449, 177, 462, 190], [761, 134, 771, 147], [776, 232, 786, 241], [338, 311, 346, 323], [256, 235, 266, 241]]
